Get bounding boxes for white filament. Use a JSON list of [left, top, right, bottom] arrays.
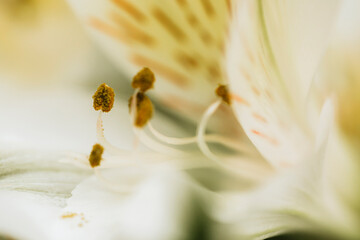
[[148, 122, 196, 145], [96, 111, 126, 155], [130, 89, 184, 155], [148, 121, 251, 154], [196, 100, 223, 165]]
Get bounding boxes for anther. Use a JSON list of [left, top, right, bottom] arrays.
[[89, 143, 104, 168], [215, 84, 231, 105], [129, 92, 153, 127], [131, 67, 155, 92], [92, 83, 115, 112]]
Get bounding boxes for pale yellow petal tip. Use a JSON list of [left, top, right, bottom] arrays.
[[92, 83, 115, 112], [131, 67, 156, 93], [89, 143, 104, 168], [215, 84, 231, 105], [128, 92, 153, 128]]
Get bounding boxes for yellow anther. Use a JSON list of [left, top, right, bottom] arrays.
[[215, 84, 231, 105], [92, 83, 115, 113], [132, 67, 155, 93], [128, 92, 153, 128], [89, 143, 104, 168]]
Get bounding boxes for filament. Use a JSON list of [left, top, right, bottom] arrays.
[[148, 121, 251, 153], [196, 100, 223, 165], [96, 111, 127, 155], [130, 89, 184, 155]]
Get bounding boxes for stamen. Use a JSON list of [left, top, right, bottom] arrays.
[[196, 100, 223, 165], [133, 127, 183, 155], [89, 143, 104, 168], [96, 111, 127, 155], [128, 72, 183, 155], [148, 121, 250, 153], [128, 91, 153, 128], [92, 83, 128, 154], [215, 84, 231, 105], [131, 67, 155, 92], [89, 143, 137, 193], [148, 122, 196, 145], [92, 83, 115, 112]]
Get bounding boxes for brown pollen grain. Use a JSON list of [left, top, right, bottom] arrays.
[[128, 92, 153, 128], [89, 143, 104, 168], [216, 85, 231, 105], [92, 83, 115, 112], [132, 67, 156, 92]]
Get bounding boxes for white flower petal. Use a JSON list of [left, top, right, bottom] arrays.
[[0, 149, 91, 207], [322, 128, 360, 238], [66, 0, 233, 125], [226, 0, 340, 167], [319, 13, 360, 234], [0, 190, 62, 240], [214, 162, 338, 240], [53, 168, 206, 240], [214, 103, 342, 240]]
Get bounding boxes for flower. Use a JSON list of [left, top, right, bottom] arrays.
[[217, 1, 360, 239], [66, 0, 244, 137], [1, 0, 360, 239]]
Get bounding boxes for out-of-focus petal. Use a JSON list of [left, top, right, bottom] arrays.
[[213, 99, 340, 239], [214, 159, 345, 239], [53, 169, 208, 240], [0, 0, 97, 84], [319, 3, 360, 233], [0, 190, 62, 240], [66, 0, 234, 126], [0, 149, 91, 206], [226, 0, 340, 167]]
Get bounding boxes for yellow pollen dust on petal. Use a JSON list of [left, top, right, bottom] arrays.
[[215, 84, 231, 105], [131, 67, 156, 92], [92, 83, 115, 112], [61, 212, 78, 219], [128, 92, 153, 128], [89, 143, 104, 168]]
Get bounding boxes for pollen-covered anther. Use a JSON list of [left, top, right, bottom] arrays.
[[92, 83, 115, 112], [215, 84, 231, 105], [89, 143, 104, 168], [131, 67, 156, 92], [129, 92, 153, 128]]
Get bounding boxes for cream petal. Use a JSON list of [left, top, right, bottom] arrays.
[[213, 101, 341, 239], [322, 129, 360, 238], [319, 9, 360, 234], [226, 0, 340, 167], [53, 168, 207, 240], [0, 190, 62, 240], [65, 0, 236, 128], [214, 163, 339, 239], [0, 149, 91, 207], [0, 0, 98, 84]]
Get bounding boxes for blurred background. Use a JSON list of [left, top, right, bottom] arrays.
[[0, 0, 163, 153]]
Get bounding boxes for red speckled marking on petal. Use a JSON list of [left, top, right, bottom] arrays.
[[230, 93, 250, 106], [252, 113, 267, 123], [251, 129, 278, 145]]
